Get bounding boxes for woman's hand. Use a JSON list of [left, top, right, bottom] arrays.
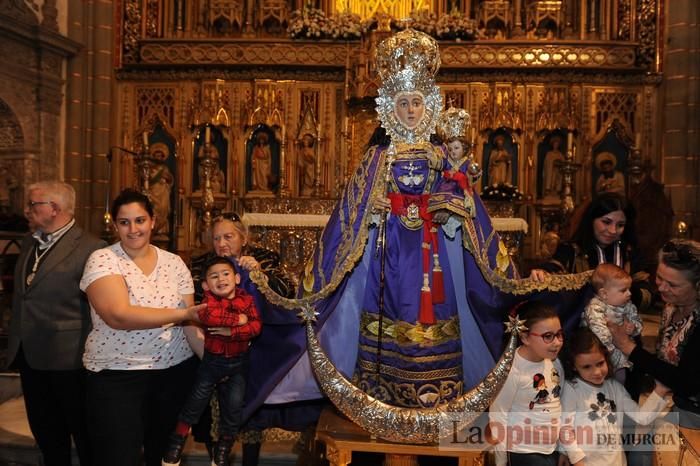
[[371, 196, 391, 214], [606, 318, 637, 356], [237, 255, 260, 271], [529, 268, 549, 282], [184, 303, 207, 323], [623, 318, 638, 336]]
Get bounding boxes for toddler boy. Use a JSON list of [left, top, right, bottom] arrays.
[[163, 257, 261, 466]]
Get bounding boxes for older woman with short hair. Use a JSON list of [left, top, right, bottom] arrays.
[[609, 239, 700, 427], [191, 213, 294, 301]]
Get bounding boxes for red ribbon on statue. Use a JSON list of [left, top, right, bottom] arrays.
[[387, 193, 444, 325], [443, 170, 472, 195]]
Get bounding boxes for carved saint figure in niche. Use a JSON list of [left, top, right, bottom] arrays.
[[543, 135, 564, 198], [595, 152, 625, 195], [488, 134, 512, 185], [210, 167, 225, 194], [197, 145, 225, 195], [298, 133, 316, 196], [252, 131, 272, 191], [148, 143, 174, 237]]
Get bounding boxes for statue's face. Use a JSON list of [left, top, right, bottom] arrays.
[[447, 140, 464, 160], [394, 92, 425, 129]]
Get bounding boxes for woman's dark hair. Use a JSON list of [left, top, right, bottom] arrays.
[[659, 239, 700, 289], [514, 301, 558, 344], [562, 327, 612, 381], [111, 188, 154, 220], [571, 192, 637, 250]]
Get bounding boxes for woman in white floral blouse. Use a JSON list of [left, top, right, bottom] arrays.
[[80, 188, 205, 466]]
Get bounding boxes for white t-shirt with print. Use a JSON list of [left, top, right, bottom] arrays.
[[560, 377, 666, 466], [80, 243, 195, 371], [489, 350, 564, 465]]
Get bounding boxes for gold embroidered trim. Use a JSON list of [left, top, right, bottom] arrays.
[[357, 359, 462, 381], [358, 344, 462, 364], [237, 428, 302, 444], [360, 313, 461, 346], [355, 373, 464, 408]]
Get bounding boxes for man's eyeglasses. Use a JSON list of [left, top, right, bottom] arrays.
[[662, 242, 699, 266], [528, 329, 564, 343], [26, 200, 52, 209]]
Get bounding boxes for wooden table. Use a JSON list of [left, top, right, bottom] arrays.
[[679, 426, 700, 465], [315, 408, 484, 466]]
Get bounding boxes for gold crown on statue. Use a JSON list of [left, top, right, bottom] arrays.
[[374, 29, 441, 84], [374, 29, 443, 145], [436, 107, 471, 142]]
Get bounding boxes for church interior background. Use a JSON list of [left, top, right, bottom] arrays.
[[0, 0, 698, 338], [0, 0, 699, 463]]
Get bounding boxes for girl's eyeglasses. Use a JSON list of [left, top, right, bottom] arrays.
[[528, 329, 564, 343]]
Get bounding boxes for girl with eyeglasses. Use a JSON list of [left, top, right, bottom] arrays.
[[559, 328, 669, 466], [489, 301, 565, 466]]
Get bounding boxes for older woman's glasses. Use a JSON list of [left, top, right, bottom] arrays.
[[662, 242, 700, 265], [528, 329, 564, 343], [214, 212, 242, 223]]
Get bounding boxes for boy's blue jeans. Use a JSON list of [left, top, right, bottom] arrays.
[[178, 351, 248, 437]]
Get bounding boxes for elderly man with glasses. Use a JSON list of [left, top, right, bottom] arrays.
[[7, 180, 106, 466]]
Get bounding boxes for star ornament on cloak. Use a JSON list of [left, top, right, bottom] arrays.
[[297, 303, 319, 324], [505, 314, 527, 335]]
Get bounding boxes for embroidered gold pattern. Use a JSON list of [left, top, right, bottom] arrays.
[[356, 371, 464, 408], [361, 313, 461, 346], [357, 359, 462, 381], [357, 344, 462, 364]]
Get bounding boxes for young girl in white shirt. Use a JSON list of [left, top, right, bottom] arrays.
[[560, 327, 669, 466], [490, 301, 565, 466]]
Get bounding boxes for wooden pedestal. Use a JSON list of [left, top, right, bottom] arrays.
[[315, 408, 484, 466]]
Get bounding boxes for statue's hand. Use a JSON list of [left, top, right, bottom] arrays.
[[432, 210, 450, 224], [371, 196, 391, 214]]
